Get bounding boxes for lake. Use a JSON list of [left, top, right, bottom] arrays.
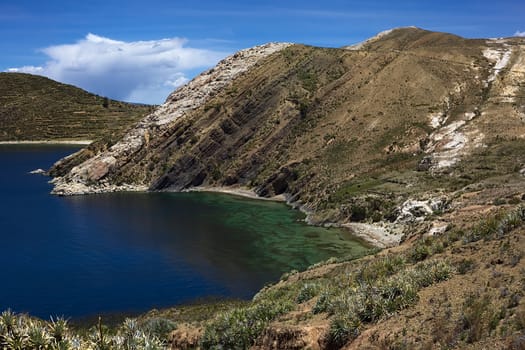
[[0, 145, 370, 319]]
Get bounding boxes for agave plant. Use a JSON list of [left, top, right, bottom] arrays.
[[3, 331, 29, 350], [69, 335, 91, 350], [119, 318, 143, 350], [117, 318, 167, 350], [50, 339, 74, 350], [88, 324, 113, 350], [48, 316, 69, 343], [27, 319, 53, 349], [142, 336, 164, 350], [139, 317, 177, 340], [0, 309, 17, 335]]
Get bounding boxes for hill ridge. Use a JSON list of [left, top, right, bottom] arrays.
[[50, 29, 525, 248], [0, 72, 152, 142]]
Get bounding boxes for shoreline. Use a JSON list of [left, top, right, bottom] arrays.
[[51, 178, 396, 248], [52, 178, 402, 249], [0, 140, 92, 145], [184, 185, 287, 202], [185, 185, 399, 248]]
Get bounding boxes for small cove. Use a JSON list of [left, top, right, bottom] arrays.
[[0, 145, 371, 318]]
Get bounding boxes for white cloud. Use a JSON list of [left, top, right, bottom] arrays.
[[7, 34, 228, 104], [515, 30, 525, 37]]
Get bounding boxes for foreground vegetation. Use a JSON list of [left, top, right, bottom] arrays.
[[0, 311, 174, 350], [2, 205, 524, 349]]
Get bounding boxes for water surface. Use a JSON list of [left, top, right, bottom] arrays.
[[0, 145, 370, 318]]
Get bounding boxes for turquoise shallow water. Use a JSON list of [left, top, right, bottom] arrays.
[[0, 145, 370, 318]]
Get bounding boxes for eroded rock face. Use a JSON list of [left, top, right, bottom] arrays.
[[51, 42, 291, 195]]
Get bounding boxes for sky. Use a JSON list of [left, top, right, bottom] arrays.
[[1, 0, 524, 104]]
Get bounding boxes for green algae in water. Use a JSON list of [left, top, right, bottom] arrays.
[[173, 191, 372, 272]]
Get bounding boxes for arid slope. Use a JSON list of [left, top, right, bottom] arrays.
[[0, 73, 152, 142], [51, 28, 525, 246]]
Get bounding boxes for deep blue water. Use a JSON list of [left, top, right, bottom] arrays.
[[0, 145, 370, 319]]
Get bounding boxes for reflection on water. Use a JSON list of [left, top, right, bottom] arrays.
[[0, 145, 371, 318]]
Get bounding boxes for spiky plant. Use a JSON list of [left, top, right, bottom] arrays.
[[139, 317, 177, 341], [48, 316, 69, 343], [0, 309, 17, 335], [119, 318, 143, 350], [326, 315, 361, 349], [142, 336, 164, 350], [27, 320, 52, 349], [3, 331, 29, 350], [69, 336, 89, 350], [88, 317, 113, 350], [50, 339, 74, 350]]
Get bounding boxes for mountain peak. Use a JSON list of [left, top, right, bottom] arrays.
[[344, 26, 421, 50], [344, 27, 470, 51]]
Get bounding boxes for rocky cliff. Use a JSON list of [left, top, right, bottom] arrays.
[[50, 27, 525, 246]]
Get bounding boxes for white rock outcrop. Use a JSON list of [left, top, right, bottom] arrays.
[[425, 113, 484, 170], [341, 222, 404, 248], [396, 198, 447, 224], [483, 44, 512, 83]]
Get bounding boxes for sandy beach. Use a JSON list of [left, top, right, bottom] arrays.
[[184, 185, 287, 202]]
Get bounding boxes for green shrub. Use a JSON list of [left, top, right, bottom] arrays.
[[408, 243, 431, 262], [200, 300, 293, 349], [326, 315, 361, 349], [140, 317, 177, 340], [356, 255, 406, 283], [462, 206, 525, 243], [493, 198, 506, 206], [313, 290, 333, 314], [296, 283, 320, 303], [461, 294, 491, 343]]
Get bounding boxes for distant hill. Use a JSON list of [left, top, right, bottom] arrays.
[[0, 73, 153, 142]]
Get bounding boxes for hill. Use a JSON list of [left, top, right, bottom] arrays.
[[42, 27, 525, 348], [0, 72, 153, 142], [51, 28, 525, 241]]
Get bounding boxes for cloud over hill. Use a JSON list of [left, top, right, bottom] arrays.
[[8, 34, 227, 104]]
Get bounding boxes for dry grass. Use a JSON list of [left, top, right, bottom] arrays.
[[0, 73, 152, 142]]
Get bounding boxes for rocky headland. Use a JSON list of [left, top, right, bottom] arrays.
[[49, 27, 525, 248]]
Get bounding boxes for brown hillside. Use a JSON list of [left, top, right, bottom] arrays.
[[0, 73, 152, 142], [42, 27, 525, 349], [52, 28, 525, 237]]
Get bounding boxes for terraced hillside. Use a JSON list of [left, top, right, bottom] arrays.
[[0, 73, 152, 141]]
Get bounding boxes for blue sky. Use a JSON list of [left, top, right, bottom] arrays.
[[1, 0, 524, 104]]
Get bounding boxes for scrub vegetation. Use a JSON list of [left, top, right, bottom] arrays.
[[3, 206, 522, 349]]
